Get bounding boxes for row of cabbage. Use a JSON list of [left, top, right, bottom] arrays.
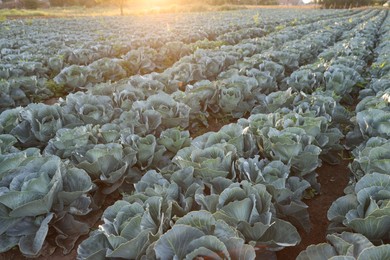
[[0, 10, 373, 149], [69, 9, 386, 259], [53, 9, 356, 90], [0, 9, 351, 70], [84, 9, 374, 132], [0, 9, 353, 113], [74, 10, 389, 259], [0, 9, 386, 259], [297, 10, 390, 260], [2, 8, 378, 255]]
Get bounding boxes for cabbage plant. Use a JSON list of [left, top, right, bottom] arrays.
[[132, 93, 191, 131], [327, 173, 390, 241], [349, 137, 390, 182], [0, 134, 19, 154], [297, 232, 390, 260], [54, 65, 89, 90], [121, 133, 166, 170], [0, 107, 22, 138], [44, 125, 99, 159], [285, 69, 319, 93], [157, 128, 191, 158], [0, 155, 93, 257], [78, 201, 256, 260], [87, 58, 127, 83], [359, 78, 390, 98], [235, 156, 311, 232], [173, 143, 236, 181], [251, 88, 296, 114], [196, 180, 301, 250], [4, 104, 64, 148], [293, 90, 353, 129], [356, 89, 390, 113], [114, 109, 162, 136], [78, 168, 200, 259], [216, 74, 259, 118], [346, 108, 390, 148], [256, 126, 321, 177], [172, 80, 217, 127], [77, 200, 154, 259], [78, 168, 302, 259], [112, 86, 146, 111], [61, 92, 116, 126], [122, 47, 158, 75], [72, 143, 138, 197], [324, 64, 363, 100], [155, 211, 256, 260], [191, 123, 258, 158]]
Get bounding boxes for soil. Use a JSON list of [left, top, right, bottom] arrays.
[[275, 159, 351, 260]]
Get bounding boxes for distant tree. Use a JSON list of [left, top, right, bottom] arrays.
[[49, 0, 95, 7], [319, 0, 372, 8], [372, 0, 387, 5], [21, 0, 39, 9], [97, 0, 128, 15]]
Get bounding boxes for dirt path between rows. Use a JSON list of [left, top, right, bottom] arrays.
[[275, 159, 351, 259]]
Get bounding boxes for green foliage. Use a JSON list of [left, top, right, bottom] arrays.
[[49, 0, 66, 7], [49, 0, 90, 7], [21, 0, 39, 9], [319, 0, 372, 8], [191, 40, 227, 51], [45, 79, 67, 98]]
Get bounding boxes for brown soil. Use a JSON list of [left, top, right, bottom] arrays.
[[43, 97, 60, 105], [275, 159, 351, 259], [191, 116, 239, 137]]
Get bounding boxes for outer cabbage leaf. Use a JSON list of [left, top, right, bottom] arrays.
[[54, 65, 89, 90], [44, 125, 99, 159], [0, 155, 93, 257], [297, 232, 389, 260], [327, 173, 390, 241], [78, 200, 154, 259], [132, 93, 190, 130], [121, 134, 166, 170], [10, 103, 64, 147], [349, 137, 390, 181], [173, 143, 236, 181], [61, 92, 115, 125], [157, 128, 191, 156]]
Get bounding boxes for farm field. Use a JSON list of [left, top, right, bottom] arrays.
[[0, 7, 390, 259]]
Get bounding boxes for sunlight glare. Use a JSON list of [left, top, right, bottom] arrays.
[[136, 0, 172, 9]]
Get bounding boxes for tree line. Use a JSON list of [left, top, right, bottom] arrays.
[[1, 0, 387, 11]]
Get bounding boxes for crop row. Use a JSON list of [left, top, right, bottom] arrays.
[[297, 11, 390, 259], [76, 9, 389, 259], [53, 9, 359, 90], [0, 9, 360, 112], [0, 9, 389, 259]]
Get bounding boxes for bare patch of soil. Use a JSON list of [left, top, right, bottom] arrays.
[[43, 98, 60, 105], [190, 116, 239, 137]]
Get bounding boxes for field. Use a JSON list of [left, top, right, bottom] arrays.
[[0, 6, 390, 260]]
